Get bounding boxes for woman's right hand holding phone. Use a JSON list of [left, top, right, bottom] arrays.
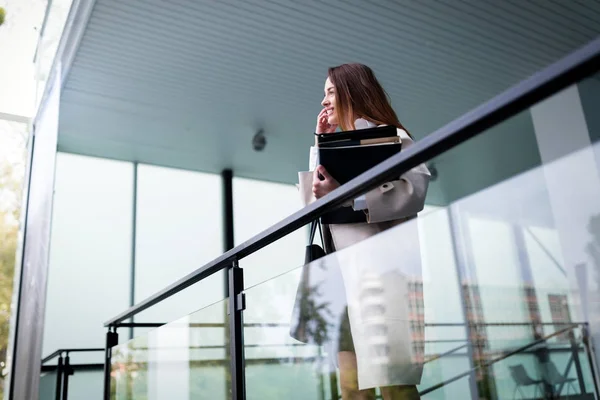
[[315, 108, 338, 134]]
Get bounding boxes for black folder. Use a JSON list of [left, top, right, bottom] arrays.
[[318, 142, 402, 185]]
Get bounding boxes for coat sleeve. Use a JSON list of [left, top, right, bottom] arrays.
[[363, 130, 431, 223]]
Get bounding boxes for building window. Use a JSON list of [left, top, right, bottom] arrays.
[[548, 294, 572, 341]]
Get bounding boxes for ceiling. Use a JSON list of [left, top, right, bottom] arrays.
[[56, 0, 600, 206]]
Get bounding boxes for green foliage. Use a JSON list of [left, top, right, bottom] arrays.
[[0, 213, 17, 345], [0, 7, 5, 27], [295, 281, 333, 345], [0, 162, 22, 393]]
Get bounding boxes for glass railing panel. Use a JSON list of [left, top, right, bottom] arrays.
[[39, 371, 58, 400], [110, 299, 229, 400], [241, 73, 600, 399], [243, 208, 472, 399], [243, 264, 340, 400]]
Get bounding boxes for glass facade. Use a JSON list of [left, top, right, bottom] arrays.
[[40, 160, 231, 398], [43, 154, 133, 358], [233, 177, 306, 288], [134, 165, 224, 327]]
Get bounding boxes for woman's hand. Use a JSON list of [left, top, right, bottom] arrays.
[[315, 108, 338, 134], [312, 165, 340, 199]]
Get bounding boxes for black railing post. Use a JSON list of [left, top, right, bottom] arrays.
[[55, 354, 63, 400], [228, 261, 246, 400], [129, 162, 138, 341], [62, 354, 74, 400], [222, 169, 235, 255], [222, 168, 235, 397], [103, 328, 119, 400]]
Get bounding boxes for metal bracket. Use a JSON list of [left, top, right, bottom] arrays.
[[237, 293, 246, 311], [228, 293, 246, 315]]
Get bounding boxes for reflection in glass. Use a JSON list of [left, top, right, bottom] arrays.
[[241, 179, 599, 398], [240, 77, 600, 399], [244, 212, 476, 399]]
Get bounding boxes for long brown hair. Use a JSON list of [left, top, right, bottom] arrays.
[[328, 63, 411, 136]]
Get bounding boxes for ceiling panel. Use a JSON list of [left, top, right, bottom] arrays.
[[58, 0, 600, 200]]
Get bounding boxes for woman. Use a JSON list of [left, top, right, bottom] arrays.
[[299, 64, 430, 399]]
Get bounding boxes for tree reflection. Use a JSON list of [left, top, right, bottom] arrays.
[[294, 278, 333, 346]]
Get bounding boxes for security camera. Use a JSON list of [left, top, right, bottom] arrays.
[[252, 129, 266, 151], [428, 163, 438, 181]]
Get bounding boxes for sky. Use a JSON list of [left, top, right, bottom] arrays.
[[0, 0, 47, 217], [0, 0, 47, 118]]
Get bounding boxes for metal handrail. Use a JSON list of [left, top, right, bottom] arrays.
[[41, 363, 103, 373], [42, 348, 104, 365], [105, 36, 600, 328]]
